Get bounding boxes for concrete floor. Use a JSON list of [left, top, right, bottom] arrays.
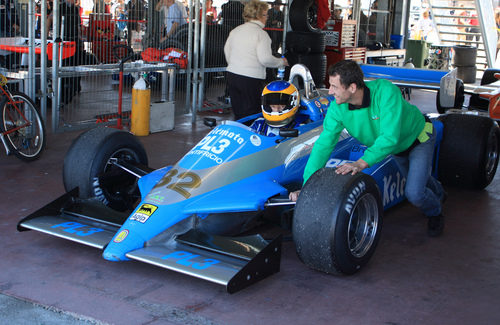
[[1, 90, 500, 325]]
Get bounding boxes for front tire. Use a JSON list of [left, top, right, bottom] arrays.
[[293, 168, 383, 275], [63, 127, 148, 211]]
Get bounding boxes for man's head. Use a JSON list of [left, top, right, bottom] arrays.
[[261, 80, 299, 127], [327, 60, 365, 105]]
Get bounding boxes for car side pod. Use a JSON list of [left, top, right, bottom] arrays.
[[125, 230, 282, 294]]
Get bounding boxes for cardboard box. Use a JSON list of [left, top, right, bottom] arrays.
[[150, 101, 175, 133]]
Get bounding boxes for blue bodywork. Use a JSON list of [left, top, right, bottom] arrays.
[[101, 89, 444, 262], [16, 74, 446, 292]]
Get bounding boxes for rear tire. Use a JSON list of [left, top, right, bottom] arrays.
[[438, 114, 500, 189], [0, 91, 46, 161], [63, 127, 148, 211], [293, 168, 383, 275]]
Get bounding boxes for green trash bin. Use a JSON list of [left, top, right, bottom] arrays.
[[406, 39, 429, 68]]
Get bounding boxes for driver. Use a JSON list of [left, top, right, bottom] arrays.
[[250, 80, 299, 136]]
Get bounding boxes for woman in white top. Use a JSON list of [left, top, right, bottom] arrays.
[[224, 0, 288, 120]]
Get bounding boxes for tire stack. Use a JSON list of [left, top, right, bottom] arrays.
[[452, 45, 477, 84], [285, 0, 327, 87]]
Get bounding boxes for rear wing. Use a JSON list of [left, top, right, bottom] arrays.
[[360, 64, 458, 107]]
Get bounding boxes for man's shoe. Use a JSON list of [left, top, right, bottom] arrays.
[[428, 214, 445, 237]]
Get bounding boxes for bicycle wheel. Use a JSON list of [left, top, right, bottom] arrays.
[[1, 91, 46, 161]]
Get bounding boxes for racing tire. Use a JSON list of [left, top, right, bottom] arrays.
[[63, 127, 148, 211], [289, 0, 319, 32], [436, 79, 465, 114], [454, 65, 477, 84], [293, 168, 383, 275], [438, 114, 500, 189], [285, 52, 327, 87], [286, 31, 326, 54], [452, 45, 477, 67]]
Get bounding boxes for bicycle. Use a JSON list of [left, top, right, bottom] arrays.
[[0, 73, 46, 161]]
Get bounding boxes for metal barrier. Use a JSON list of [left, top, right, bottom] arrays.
[[1, 0, 287, 132]]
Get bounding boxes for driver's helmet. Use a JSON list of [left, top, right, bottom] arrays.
[[261, 80, 299, 127]]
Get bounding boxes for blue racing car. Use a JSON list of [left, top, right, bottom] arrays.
[[18, 64, 500, 293]]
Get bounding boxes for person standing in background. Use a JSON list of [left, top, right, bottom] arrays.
[[266, 0, 284, 54], [155, 0, 187, 43], [0, 0, 20, 37], [413, 10, 434, 41], [456, 4, 468, 44], [466, 12, 480, 46], [126, 0, 145, 44], [200, 0, 218, 24], [220, 0, 245, 30], [224, 0, 288, 120]]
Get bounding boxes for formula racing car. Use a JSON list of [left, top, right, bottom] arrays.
[[18, 64, 500, 293]]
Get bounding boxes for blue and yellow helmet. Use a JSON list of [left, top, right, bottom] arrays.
[[261, 80, 299, 127]]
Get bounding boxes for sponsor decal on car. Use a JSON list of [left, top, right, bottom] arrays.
[[130, 204, 158, 223], [113, 229, 129, 243], [250, 134, 261, 146], [51, 221, 104, 237], [161, 251, 220, 270], [383, 172, 406, 206]]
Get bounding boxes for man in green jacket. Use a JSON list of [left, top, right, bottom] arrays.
[[289, 60, 446, 237]]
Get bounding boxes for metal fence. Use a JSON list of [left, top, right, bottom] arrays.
[[1, 0, 286, 132]]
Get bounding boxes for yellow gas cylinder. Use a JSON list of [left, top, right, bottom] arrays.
[[130, 74, 151, 136]]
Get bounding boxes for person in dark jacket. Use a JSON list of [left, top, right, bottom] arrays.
[[0, 0, 20, 37]]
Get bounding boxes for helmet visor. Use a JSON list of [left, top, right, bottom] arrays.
[[261, 93, 294, 113]]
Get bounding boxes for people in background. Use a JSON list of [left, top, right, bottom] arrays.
[[266, 0, 284, 54], [155, 0, 187, 43], [126, 0, 146, 44], [466, 12, 480, 45], [456, 4, 468, 44], [200, 0, 218, 24], [112, 0, 127, 38], [332, 4, 342, 20], [0, 0, 20, 37], [220, 0, 245, 29], [224, 0, 288, 120], [48, 0, 82, 42], [413, 10, 434, 41], [289, 60, 446, 238]]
